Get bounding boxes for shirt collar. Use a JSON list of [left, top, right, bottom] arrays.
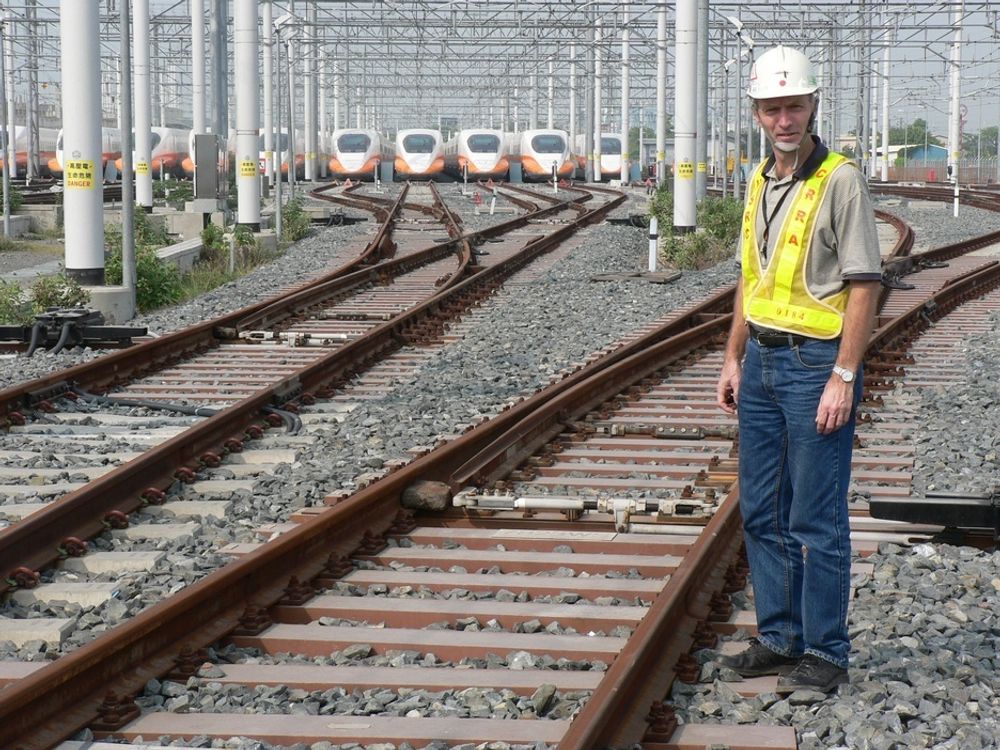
[[762, 135, 829, 182]]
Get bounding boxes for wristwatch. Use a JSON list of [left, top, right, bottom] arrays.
[[832, 364, 855, 383]]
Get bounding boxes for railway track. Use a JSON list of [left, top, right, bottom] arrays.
[[0, 188, 998, 748]]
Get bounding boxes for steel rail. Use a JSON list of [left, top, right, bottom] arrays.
[[5, 206, 995, 748], [0, 186, 637, 750], [0, 186, 411, 417], [0, 186, 623, 597], [871, 261, 1000, 354], [233, 186, 586, 334]]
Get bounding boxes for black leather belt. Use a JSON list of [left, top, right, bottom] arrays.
[[748, 324, 810, 347]]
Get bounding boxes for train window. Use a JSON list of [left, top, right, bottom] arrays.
[[531, 134, 565, 153], [57, 133, 63, 149], [466, 134, 500, 153], [150, 132, 162, 150], [275, 133, 290, 151], [338, 133, 372, 153], [402, 134, 437, 153], [601, 137, 621, 154]]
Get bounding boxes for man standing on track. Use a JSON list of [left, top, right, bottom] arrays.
[[714, 45, 882, 694]]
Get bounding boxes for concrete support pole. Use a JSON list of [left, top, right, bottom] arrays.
[[119, 0, 135, 297], [210, 0, 226, 137], [192, 0, 206, 134], [355, 86, 362, 129], [0, 19, 10, 235], [593, 17, 602, 182], [569, 44, 577, 151], [880, 27, 892, 182], [695, 0, 709, 199], [333, 67, 341, 131], [673, 0, 696, 232], [303, 4, 316, 181], [655, 2, 667, 186], [60, 0, 105, 285], [26, 0, 39, 179], [3, 10, 14, 178], [948, 1, 963, 215], [547, 59, 554, 129], [134, 0, 153, 209], [722, 57, 730, 199], [262, 1, 274, 184], [620, 4, 630, 183], [234, 0, 260, 228], [526, 72, 535, 131], [319, 61, 328, 177], [733, 50, 742, 201]]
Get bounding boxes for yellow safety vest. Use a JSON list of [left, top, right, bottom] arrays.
[[741, 151, 852, 339]]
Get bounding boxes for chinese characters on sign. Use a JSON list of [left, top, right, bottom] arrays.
[[65, 160, 96, 189]]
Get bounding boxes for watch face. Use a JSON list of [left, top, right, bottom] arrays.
[[835, 366, 854, 383]]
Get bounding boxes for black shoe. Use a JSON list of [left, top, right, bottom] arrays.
[[775, 654, 848, 694], [716, 637, 799, 677]]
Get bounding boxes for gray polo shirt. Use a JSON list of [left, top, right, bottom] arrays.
[[737, 138, 882, 302]]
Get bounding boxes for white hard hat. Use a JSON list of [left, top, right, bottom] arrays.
[[747, 46, 818, 99]]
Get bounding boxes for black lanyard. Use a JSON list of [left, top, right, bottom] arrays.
[[760, 177, 797, 260]]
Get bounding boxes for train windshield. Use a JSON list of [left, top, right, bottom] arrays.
[[150, 132, 162, 150], [338, 133, 372, 153], [466, 134, 501, 153], [601, 137, 621, 154], [402, 133, 437, 153], [531, 134, 565, 154]]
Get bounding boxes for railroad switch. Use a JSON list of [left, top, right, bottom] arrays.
[[0, 307, 147, 356]]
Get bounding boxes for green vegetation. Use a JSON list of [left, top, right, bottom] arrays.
[[0, 235, 20, 253], [7, 184, 23, 213], [154, 179, 193, 210], [104, 207, 183, 311], [0, 273, 92, 325], [0, 280, 31, 325], [30, 273, 90, 310], [648, 187, 741, 270], [280, 196, 312, 242]]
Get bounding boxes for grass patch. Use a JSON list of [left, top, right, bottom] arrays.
[[648, 187, 742, 270], [0, 235, 21, 253], [178, 232, 282, 301]]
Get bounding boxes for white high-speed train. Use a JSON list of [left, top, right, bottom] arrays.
[[49, 127, 123, 178], [113, 126, 189, 178], [516, 129, 575, 182], [2, 126, 59, 178], [329, 128, 392, 180], [571, 133, 624, 181], [394, 128, 445, 179], [444, 128, 509, 181]]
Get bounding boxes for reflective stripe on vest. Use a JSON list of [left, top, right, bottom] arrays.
[[741, 151, 852, 339]]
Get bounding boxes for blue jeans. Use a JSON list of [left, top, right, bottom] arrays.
[[737, 336, 862, 669]]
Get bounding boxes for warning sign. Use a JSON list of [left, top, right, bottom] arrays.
[[136, 161, 149, 175], [697, 162, 707, 173], [65, 159, 96, 189], [239, 160, 257, 178], [677, 161, 694, 179]]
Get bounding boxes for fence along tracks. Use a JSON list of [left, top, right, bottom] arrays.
[[1, 187, 998, 749]]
